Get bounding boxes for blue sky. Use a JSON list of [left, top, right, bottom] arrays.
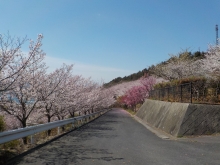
[[1, 0, 219, 82]]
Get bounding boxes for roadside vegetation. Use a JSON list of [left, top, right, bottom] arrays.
[[104, 50, 205, 88], [0, 33, 115, 143], [0, 33, 115, 164], [109, 45, 220, 111]]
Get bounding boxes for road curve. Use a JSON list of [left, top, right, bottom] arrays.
[[7, 108, 220, 165]]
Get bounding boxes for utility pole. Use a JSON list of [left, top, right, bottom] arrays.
[[216, 24, 218, 45]]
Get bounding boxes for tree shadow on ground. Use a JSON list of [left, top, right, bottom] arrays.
[[6, 115, 124, 165]]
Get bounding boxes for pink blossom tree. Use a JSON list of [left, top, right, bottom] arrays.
[[120, 76, 156, 111], [140, 76, 156, 97], [122, 85, 146, 111]]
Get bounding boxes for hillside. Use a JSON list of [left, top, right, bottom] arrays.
[[104, 68, 148, 88], [104, 50, 205, 87]]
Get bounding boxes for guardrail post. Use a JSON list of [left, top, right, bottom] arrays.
[[72, 123, 74, 129], [31, 135, 34, 144], [58, 127, 60, 135]]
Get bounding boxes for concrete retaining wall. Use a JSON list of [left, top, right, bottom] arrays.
[[136, 99, 220, 137]]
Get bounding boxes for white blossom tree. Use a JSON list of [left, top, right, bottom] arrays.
[[0, 33, 45, 92], [67, 77, 100, 116], [201, 44, 220, 78], [0, 35, 46, 143], [38, 64, 73, 124], [151, 51, 202, 80]]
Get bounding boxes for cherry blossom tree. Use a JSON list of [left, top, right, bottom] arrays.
[[95, 87, 115, 110], [122, 86, 145, 111], [1, 113, 20, 130], [0, 33, 116, 143], [65, 77, 99, 116], [200, 44, 220, 78], [0, 35, 46, 143], [38, 64, 73, 124], [0, 33, 45, 93], [119, 76, 156, 111], [60, 77, 115, 118], [151, 51, 202, 80], [140, 76, 156, 97]]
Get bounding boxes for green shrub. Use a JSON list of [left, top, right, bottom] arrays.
[[153, 76, 207, 89], [208, 96, 219, 103], [1, 140, 20, 150], [0, 116, 6, 132]]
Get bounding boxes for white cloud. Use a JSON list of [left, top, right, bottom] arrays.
[[44, 56, 134, 83]]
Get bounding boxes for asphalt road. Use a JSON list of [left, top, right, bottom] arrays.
[[7, 108, 220, 165]]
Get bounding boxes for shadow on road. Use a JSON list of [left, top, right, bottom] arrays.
[[7, 113, 124, 165]]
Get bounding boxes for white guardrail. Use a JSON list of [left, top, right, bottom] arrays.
[[0, 109, 109, 144]]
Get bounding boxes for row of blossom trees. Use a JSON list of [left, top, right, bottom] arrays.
[[0, 33, 115, 139]]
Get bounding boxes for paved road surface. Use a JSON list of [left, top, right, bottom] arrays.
[[8, 108, 220, 165]]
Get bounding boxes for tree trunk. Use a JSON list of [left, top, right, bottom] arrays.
[[47, 116, 51, 136], [61, 116, 65, 132], [22, 120, 28, 144]]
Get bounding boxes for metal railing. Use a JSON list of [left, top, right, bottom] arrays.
[[149, 83, 192, 103], [0, 109, 109, 144], [149, 82, 220, 104]]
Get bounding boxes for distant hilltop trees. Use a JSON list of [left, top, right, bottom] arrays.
[[104, 68, 148, 87], [104, 50, 206, 87]]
